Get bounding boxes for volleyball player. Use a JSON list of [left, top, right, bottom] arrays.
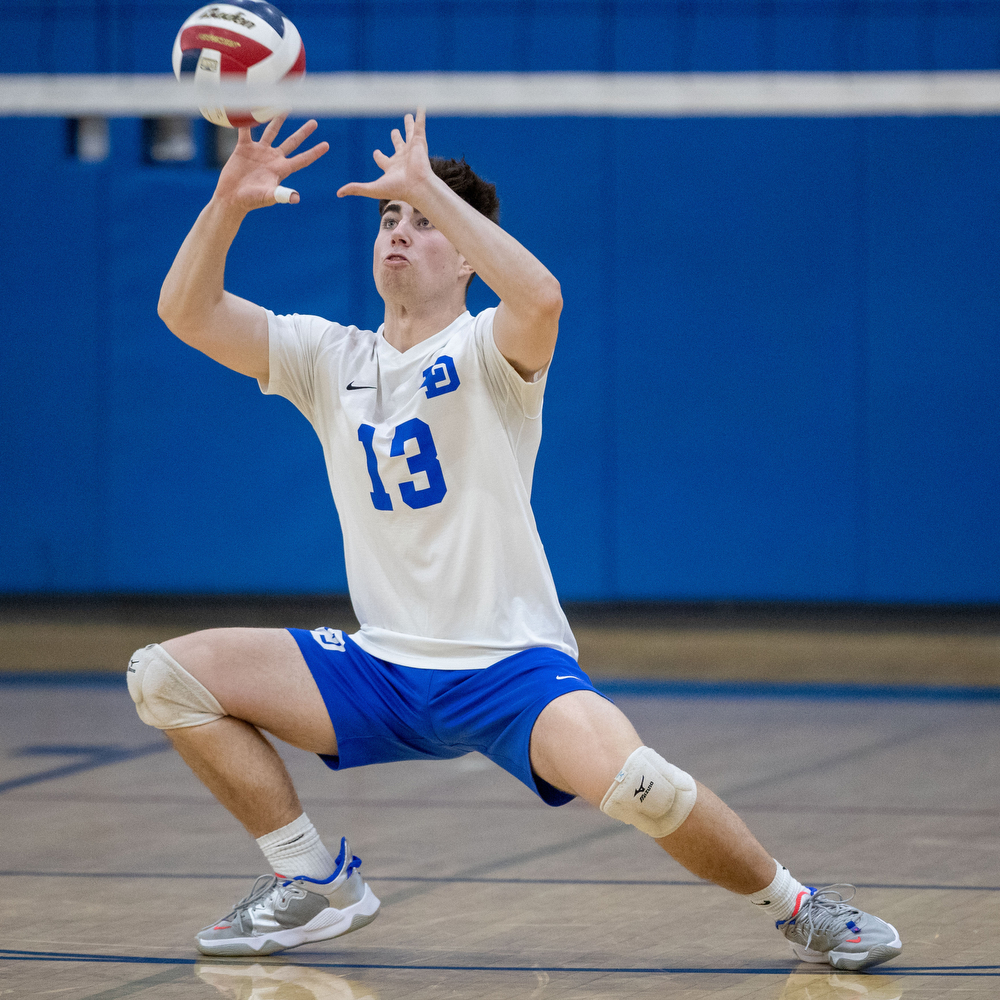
[[136, 111, 901, 971]]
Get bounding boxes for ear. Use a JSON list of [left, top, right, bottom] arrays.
[[457, 254, 475, 280]]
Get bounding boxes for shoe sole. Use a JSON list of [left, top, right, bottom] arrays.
[[196, 885, 381, 957], [791, 922, 902, 973]]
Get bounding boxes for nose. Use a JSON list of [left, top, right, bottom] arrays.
[[390, 219, 412, 245]]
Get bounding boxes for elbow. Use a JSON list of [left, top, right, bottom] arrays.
[[537, 276, 563, 320], [157, 288, 195, 340], [157, 288, 178, 330]]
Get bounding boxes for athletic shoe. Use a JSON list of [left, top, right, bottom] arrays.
[[195, 837, 380, 957], [777, 884, 902, 972]]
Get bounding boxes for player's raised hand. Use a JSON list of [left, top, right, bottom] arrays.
[[336, 109, 434, 206], [213, 115, 329, 211]]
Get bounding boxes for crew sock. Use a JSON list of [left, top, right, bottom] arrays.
[[746, 860, 812, 922], [256, 813, 337, 883]]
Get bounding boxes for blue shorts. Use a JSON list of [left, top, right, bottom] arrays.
[[288, 628, 610, 806]]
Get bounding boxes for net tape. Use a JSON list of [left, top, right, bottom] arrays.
[[2, 72, 1000, 117]]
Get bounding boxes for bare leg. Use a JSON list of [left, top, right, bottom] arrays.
[[156, 628, 337, 838], [166, 718, 303, 838], [530, 690, 776, 894], [652, 783, 775, 893]]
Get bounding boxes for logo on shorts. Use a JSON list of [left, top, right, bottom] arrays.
[[311, 627, 346, 652], [634, 776, 653, 802]]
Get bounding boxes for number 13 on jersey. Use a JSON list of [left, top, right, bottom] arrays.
[[357, 420, 447, 511]]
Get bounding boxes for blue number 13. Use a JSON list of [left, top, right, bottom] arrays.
[[358, 419, 447, 511]]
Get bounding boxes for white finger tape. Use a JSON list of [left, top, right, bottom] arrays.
[[274, 185, 297, 204]]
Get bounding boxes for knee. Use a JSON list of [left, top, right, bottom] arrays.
[[126, 642, 226, 731], [600, 746, 698, 838]]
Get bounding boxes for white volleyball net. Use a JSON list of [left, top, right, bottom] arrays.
[[6, 71, 998, 166], [4, 70, 1000, 118]]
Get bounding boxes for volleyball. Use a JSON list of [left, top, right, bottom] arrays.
[[172, 1, 306, 128]]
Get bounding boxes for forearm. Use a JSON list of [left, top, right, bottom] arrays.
[[416, 176, 561, 317], [158, 198, 246, 335], [157, 197, 268, 378]]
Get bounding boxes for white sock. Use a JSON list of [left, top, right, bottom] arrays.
[[255, 813, 337, 882], [746, 860, 812, 921]]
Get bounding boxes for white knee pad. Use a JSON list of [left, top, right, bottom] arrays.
[[126, 643, 226, 730], [600, 746, 698, 838]]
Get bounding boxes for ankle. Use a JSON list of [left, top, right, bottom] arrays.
[[745, 860, 811, 922], [256, 812, 337, 882]]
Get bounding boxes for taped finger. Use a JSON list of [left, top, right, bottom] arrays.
[[274, 185, 297, 204]]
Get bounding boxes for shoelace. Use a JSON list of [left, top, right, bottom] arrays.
[[794, 884, 861, 951], [218, 850, 361, 932], [222, 875, 304, 933]]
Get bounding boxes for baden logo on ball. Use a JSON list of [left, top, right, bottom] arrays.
[[172, 1, 306, 128]]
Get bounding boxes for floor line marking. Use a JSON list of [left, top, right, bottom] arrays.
[[715, 725, 942, 800], [0, 950, 997, 976], [3, 672, 999, 702], [4, 790, 997, 818], [598, 679, 1000, 702], [0, 741, 169, 795], [377, 824, 627, 907], [74, 965, 191, 1000], [0, 871, 996, 891]]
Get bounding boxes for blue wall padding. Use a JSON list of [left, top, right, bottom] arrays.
[[2, 2, 999, 601], [6, 1, 1000, 74]]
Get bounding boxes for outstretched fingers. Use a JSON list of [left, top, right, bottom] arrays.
[[259, 113, 287, 146], [336, 110, 430, 200], [335, 180, 375, 199], [277, 118, 320, 156], [284, 139, 329, 176]]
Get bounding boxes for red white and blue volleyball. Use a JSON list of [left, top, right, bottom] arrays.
[[172, 2, 305, 128]]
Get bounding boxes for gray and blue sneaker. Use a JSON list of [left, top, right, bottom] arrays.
[[777, 884, 902, 972], [195, 838, 380, 957]]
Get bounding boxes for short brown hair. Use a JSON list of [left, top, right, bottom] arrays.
[[379, 157, 500, 224]]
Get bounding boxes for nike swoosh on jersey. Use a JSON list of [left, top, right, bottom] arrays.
[[346, 381, 375, 390], [555, 675, 577, 680]]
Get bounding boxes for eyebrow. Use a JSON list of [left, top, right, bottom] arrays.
[[381, 202, 403, 217]]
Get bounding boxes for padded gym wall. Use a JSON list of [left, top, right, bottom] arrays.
[[2, 2, 998, 602]]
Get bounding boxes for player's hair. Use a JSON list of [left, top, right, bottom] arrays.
[[379, 157, 500, 225], [379, 157, 499, 294]]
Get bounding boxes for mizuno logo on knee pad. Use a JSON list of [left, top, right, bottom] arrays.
[[601, 746, 697, 839]]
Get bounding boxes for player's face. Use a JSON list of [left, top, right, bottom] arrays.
[[373, 202, 470, 304]]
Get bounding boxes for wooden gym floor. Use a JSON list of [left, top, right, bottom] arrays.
[[1, 598, 998, 999]]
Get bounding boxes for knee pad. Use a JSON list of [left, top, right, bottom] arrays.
[[126, 643, 226, 730], [600, 746, 698, 838]]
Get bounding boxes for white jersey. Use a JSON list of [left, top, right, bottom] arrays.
[[260, 307, 577, 670]]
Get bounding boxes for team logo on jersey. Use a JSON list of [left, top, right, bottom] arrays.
[[421, 355, 461, 398], [310, 627, 346, 652]]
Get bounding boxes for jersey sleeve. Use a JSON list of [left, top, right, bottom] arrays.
[[257, 311, 327, 422], [472, 307, 549, 420]]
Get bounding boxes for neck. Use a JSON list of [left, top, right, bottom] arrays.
[[381, 298, 466, 353]]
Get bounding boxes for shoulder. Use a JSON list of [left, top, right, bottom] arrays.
[[268, 311, 378, 351], [471, 306, 498, 333]]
